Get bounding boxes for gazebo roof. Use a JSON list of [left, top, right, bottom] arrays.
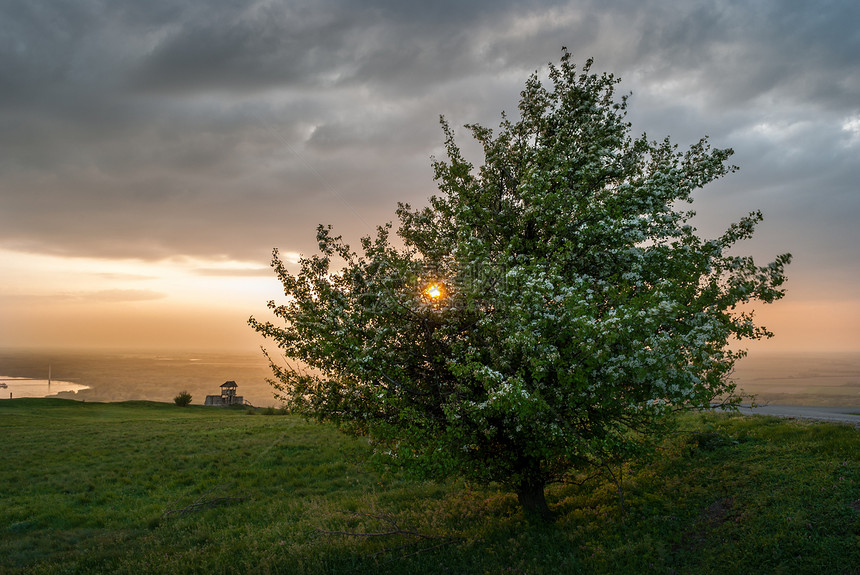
[[220, 380, 238, 388]]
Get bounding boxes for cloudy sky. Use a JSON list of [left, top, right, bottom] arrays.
[[1, 0, 858, 352]]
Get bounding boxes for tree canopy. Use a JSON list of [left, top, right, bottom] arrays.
[[250, 50, 790, 519]]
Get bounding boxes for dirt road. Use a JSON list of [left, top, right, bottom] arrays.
[[731, 404, 860, 426]]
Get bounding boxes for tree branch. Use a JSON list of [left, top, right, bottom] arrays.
[[317, 510, 463, 561]]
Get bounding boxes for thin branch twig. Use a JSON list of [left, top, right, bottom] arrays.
[[317, 510, 463, 561], [163, 484, 250, 518]]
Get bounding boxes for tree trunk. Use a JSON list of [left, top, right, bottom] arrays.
[[516, 476, 554, 522]]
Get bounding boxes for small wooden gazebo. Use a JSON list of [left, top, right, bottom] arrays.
[[204, 381, 243, 406], [220, 380, 238, 402]]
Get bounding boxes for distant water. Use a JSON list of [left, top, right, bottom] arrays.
[[0, 377, 89, 399], [731, 352, 860, 406], [0, 348, 858, 407], [0, 348, 280, 406]]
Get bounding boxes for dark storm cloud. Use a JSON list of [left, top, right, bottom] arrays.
[[0, 0, 858, 298], [624, 0, 860, 111]]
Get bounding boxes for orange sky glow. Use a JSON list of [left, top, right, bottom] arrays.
[[0, 249, 283, 351], [1, 245, 857, 353]]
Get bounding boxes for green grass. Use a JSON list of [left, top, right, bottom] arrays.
[[1, 399, 858, 574]]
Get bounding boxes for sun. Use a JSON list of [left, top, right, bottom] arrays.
[[425, 284, 443, 299]]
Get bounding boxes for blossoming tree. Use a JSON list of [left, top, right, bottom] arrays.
[[250, 50, 790, 519]]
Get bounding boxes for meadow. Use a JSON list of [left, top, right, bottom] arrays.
[[1, 399, 858, 574]]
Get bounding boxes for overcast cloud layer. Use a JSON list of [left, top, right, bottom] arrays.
[[1, 0, 859, 302]]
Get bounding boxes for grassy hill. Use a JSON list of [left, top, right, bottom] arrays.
[[1, 399, 858, 574]]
